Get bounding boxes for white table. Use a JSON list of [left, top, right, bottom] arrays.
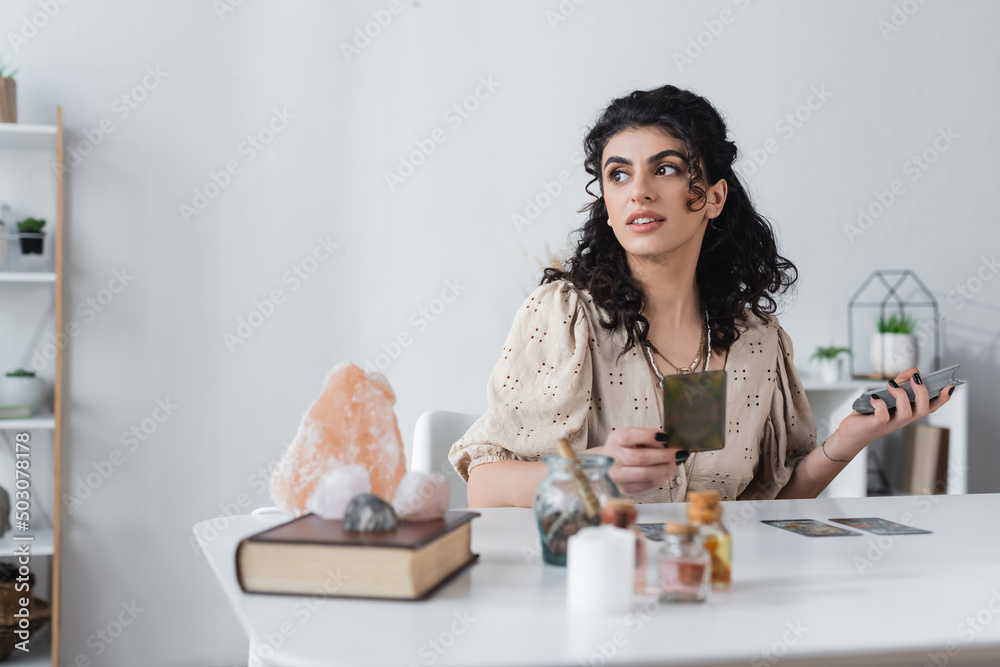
[[194, 494, 1000, 666]]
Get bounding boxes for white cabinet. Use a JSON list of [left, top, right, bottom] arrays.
[[804, 379, 968, 499], [0, 112, 64, 667]]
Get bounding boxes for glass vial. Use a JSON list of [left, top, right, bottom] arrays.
[[657, 523, 710, 603], [687, 490, 732, 591], [599, 498, 646, 594]]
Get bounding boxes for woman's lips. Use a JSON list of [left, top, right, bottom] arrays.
[[627, 220, 664, 233]]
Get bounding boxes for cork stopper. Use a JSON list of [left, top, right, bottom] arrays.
[[600, 498, 638, 528], [688, 490, 721, 508], [666, 522, 700, 536]]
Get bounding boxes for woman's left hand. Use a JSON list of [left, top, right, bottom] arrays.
[[834, 367, 956, 454]]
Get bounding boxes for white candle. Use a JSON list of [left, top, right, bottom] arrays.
[[567, 525, 635, 614]]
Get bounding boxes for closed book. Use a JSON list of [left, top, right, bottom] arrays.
[[901, 424, 946, 495], [236, 510, 479, 601], [0, 404, 31, 419]]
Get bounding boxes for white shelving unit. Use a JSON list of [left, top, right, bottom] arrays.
[[0, 110, 63, 667], [804, 377, 968, 499]]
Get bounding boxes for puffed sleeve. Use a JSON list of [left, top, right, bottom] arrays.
[[448, 280, 593, 482], [737, 323, 818, 500]]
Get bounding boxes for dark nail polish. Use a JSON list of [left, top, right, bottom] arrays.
[[948, 386, 956, 396], [913, 373, 923, 385], [675, 450, 690, 463], [888, 379, 899, 388], [654, 431, 669, 442]]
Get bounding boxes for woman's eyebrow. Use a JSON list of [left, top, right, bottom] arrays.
[[603, 149, 689, 170]]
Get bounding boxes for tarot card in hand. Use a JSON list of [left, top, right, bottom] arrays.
[[829, 517, 931, 535], [661, 370, 726, 452], [761, 519, 861, 537]]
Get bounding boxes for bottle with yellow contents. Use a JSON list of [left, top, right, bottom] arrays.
[[686, 490, 731, 591]]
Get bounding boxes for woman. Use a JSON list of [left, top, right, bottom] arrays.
[[448, 85, 955, 507]]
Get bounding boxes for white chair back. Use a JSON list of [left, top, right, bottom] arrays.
[[412, 410, 480, 509]]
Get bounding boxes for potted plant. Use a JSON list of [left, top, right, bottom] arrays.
[[16, 217, 45, 254], [811, 346, 851, 383], [0, 58, 17, 123], [870, 313, 917, 378], [0, 368, 46, 413]]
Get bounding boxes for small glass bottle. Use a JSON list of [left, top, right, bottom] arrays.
[[657, 523, 710, 603], [600, 498, 646, 594], [687, 490, 732, 592]]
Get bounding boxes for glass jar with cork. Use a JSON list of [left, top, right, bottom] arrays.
[[687, 490, 732, 591]]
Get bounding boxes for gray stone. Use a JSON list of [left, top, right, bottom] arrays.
[[343, 493, 398, 532]]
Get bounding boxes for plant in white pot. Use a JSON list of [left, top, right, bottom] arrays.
[[870, 314, 917, 378], [0, 368, 46, 414], [811, 346, 851, 383]]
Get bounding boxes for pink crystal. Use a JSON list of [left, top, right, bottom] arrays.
[[305, 465, 371, 519], [270, 362, 407, 516], [392, 471, 449, 522]]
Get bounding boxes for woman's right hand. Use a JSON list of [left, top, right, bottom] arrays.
[[588, 427, 689, 495]]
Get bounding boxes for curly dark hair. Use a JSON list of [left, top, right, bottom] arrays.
[[542, 84, 798, 362]]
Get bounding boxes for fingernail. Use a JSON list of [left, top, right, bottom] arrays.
[[948, 386, 956, 396], [654, 431, 669, 442], [888, 379, 899, 388], [675, 449, 690, 463], [913, 373, 922, 385]]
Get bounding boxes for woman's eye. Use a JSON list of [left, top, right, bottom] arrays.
[[657, 163, 678, 175], [609, 169, 628, 183]]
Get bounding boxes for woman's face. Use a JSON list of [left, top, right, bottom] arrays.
[[600, 126, 726, 261]]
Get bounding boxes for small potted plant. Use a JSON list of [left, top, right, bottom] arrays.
[[870, 313, 917, 378], [0, 57, 17, 123], [0, 368, 46, 414], [16, 217, 45, 254], [811, 346, 851, 383]]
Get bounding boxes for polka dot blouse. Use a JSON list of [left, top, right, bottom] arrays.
[[448, 279, 818, 503]]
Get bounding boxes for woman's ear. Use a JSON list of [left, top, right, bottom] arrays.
[[708, 178, 728, 219]]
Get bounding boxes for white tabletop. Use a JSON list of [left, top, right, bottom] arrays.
[[194, 494, 1000, 667]]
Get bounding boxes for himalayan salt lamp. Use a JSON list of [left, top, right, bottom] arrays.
[[305, 465, 371, 520], [392, 471, 449, 522], [269, 362, 407, 516], [343, 493, 398, 532]]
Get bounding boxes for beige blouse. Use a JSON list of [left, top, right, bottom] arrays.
[[448, 279, 818, 503]]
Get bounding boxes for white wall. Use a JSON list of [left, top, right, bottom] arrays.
[[2, 0, 998, 664]]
